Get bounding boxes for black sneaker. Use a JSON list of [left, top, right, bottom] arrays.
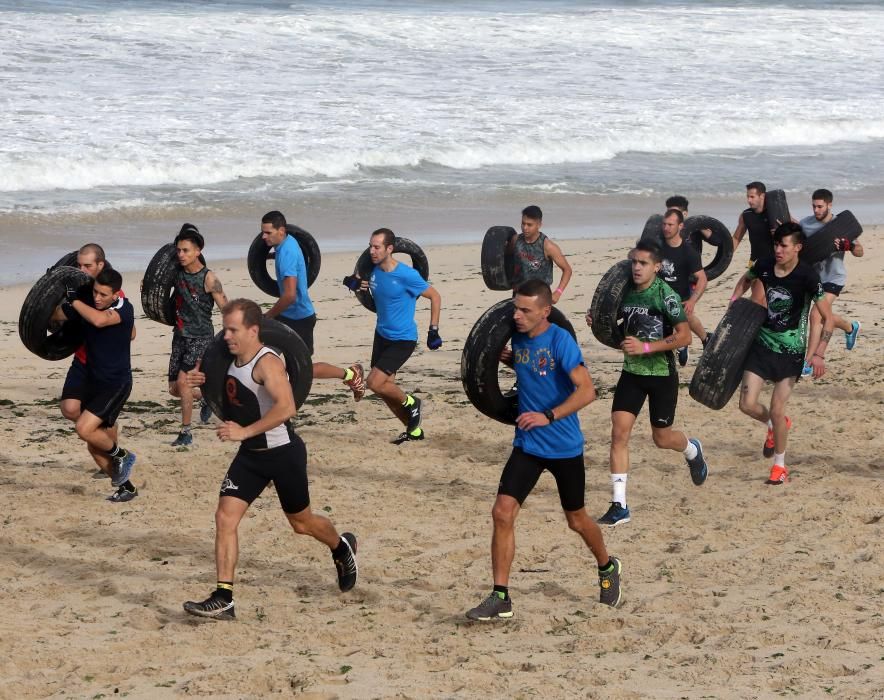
[[405, 395, 422, 433], [677, 347, 689, 367], [107, 485, 138, 503], [466, 592, 513, 621], [199, 399, 213, 424], [391, 429, 425, 445], [333, 532, 358, 592], [183, 594, 236, 620], [685, 438, 708, 486], [599, 557, 622, 607]]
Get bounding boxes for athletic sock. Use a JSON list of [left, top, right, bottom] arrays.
[[767, 419, 773, 430], [215, 582, 233, 603], [402, 394, 415, 408], [107, 444, 126, 459], [611, 474, 627, 507], [598, 559, 614, 573], [332, 537, 350, 559], [181, 424, 191, 433], [773, 452, 785, 467], [683, 440, 699, 461], [492, 584, 509, 600], [408, 427, 423, 438], [343, 367, 354, 382]]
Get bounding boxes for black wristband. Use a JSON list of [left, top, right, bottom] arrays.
[[543, 409, 556, 423]]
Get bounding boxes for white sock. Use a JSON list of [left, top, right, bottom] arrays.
[[683, 439, 698, 461], [773, 452, 785, 467], [767, 419, 773, 429], [611, 474, 627, 507]]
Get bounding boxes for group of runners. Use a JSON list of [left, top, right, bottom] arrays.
[[50, 186, 862, 621]]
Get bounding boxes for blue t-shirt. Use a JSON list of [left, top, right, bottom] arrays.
[[274, 234, 315, 321], [512, 324, 585, 459], [369, 262, 430, 341]]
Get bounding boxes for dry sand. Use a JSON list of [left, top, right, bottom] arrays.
[[0, 230, 881, 699]]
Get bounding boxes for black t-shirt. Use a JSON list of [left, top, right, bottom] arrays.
[[658, 238, 703, 301], [743, 208, 774, 262], [64, 297, 134, 385]]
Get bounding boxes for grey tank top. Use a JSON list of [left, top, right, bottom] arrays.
[[512, 232, 553, 287], [174, 266, 214, 338]]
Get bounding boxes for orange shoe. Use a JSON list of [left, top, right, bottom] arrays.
[[762, 416, 792, 458], [766, 464, 788, 485], [344, 363, 365, 402]]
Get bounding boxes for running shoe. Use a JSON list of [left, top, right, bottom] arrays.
[[171, 431, 193, 447], [685, 438, 708, 486], [597, 502, 631, 526], [344, 364, 365, 402], [405, 395, 422, 433], [845, 321, 861, 350], [391, 429, 424, 445], [762, 416, 791, 459], [333, 532, 358, 592], [466, 592, 513, 621], [677, 347, 689, 367], [199, 399, 213, 424], [766, 465, 788, 485], [183, 594, 236, 620], [801, 363, 813, 377], [598, 557, 622, 608], [107, 485, 138, 503], [111, 451, 136, 487]]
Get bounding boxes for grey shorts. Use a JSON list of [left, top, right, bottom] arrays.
[[169, 334, 212, 382]]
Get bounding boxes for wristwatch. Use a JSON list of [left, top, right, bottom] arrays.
[[543, 409, 556, 423]]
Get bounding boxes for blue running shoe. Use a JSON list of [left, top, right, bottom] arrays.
[[199, 399, 213, 424], [112, 450, 136, 487], [597, 502, 631, 526], [171, 431, 193, 447], [686, 438, 708, 485], [801, 363, 813, 377], [845, 321, 861, 350]]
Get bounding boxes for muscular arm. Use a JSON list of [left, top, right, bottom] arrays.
[[69, 300, 122, 327], [730, 272, 752, 303], [544, 239, 572, 303], [808, 295, 835, 378], [851, 239, 864, 257], [686, 269, 708, 313], [264, 276, 297, 319], [732, 214, 746, 251], [420, 285, 442, 328], [205, 270, 229, 309], [515, 363, 595, 430], [621, 320, 691, 355], [221, 354, 296, 442]]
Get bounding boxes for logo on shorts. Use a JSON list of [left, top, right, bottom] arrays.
[[220, 477, 239, 492]]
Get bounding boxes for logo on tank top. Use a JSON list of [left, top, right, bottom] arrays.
[[225, 377, 242, 406]]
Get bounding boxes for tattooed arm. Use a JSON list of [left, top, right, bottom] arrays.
[[205, 270, 229, 309]]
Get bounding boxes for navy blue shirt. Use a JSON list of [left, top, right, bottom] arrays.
[[64, 297, 134, 385]]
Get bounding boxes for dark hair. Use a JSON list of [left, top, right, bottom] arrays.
[[78, 243, 106, 262], [631, 238, 663, 262], [261, 210, 287, 230], [95, 268, 122, 292], [371, 228, 396, 248], [746, 181, 767, 194], [222, 298, 263, 328], [665, 195, 689, 211], [811, 188, 833, 203], [521, 205, 543, 221], [514, 279, 552, 306], [175, 223, 204, 250], [774, 221, 805, 246], [663, 208, 684, 224]]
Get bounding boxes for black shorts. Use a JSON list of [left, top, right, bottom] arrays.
[[612, 370, 678, 428], [278, 314, 316, 356], [371, 332, 416, 375], [168, 334, 212, 381], [61, 358, 88, 402], [82, 382, 132, 428], [498, 447, 586, 512], [220, 434, 310, 514], [743, 341, 804, 383], [822, 282, 843, 296]]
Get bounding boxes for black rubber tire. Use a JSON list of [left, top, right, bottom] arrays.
[[588, 260, 631, 349], [481, 226, 516, 290], [799, 211, 863, 265], [639, 214, 663, 244], [18, 267, 92, 360], [353, 237, 429, 312], [689, 299, 767, 410], [247, 225, 321, 297], [682, 216, 733, 282], [461, 299, 576, 425], [141, 243, 179, 326], [200, 318, 314, 419], [765, 189, 791, 229]]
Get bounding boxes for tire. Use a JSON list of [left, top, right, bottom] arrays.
[[18, 267, 92, 360], [354, 237, 429, 312], [765, 189, 791, 229], [141, 243, 179, 326], [461, 299, 576, 425], [799, 211, 863, 265], [247, 225, 321, 297], [683, 216, 733, 282], [481, 226, 516, 290], [639, 214, 663, 244], [688, 299, 767, 410], [200, 318, 314, 419], [588, 260, 631, 349]]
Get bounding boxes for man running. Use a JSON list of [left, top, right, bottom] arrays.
[[731, 181, 773, 305], [357, 228, 442, 444], [58, 268, 138, 502], [509, 205, 573, 304], [587, 239, 709, 527], [168, 224, 228, 446], [731, 223, 834, 484], [465, 280, 621, 621], [799, 189, 863, 373], [182, 299, 358, 620], [260, 211, 366, 401]]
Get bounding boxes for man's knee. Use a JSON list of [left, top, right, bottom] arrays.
[[565, 508, 590, 533], [287, 510, 313, 535], [651, 428, 671, 449], [492, 499, 518, 529], [60, 401, 80, 422], [366, 371, 389, 394], [169, 382, 180, 397], [215, 506, 241, 533]]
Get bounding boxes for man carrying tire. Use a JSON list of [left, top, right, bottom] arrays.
[[731, 223, 834, 484], [356, 228, 442, 444], [56, 268, 138, 502], [732, 182, 774, 305], [260, 211, 366, 402], [182, 299, 358, 620], [587, 239, 709, 527], [168, 225, 228, 447], [465, 280, 621, 621], [799, 189, 864, 372], [509, 205, 572, 304]]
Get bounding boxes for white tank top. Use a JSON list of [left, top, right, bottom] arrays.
[[224, 346, 291, 450]]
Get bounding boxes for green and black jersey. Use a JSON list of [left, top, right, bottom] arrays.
[[619, 277, 687, 376]]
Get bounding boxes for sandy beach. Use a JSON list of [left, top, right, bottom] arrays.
[[0, 229, 881, 699]]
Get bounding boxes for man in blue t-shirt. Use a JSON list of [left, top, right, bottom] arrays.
[[356, 228, 442, 444], [260, 211, 366, 402], [464, 280, 622, 621]]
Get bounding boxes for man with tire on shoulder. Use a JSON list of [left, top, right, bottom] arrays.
[[465, 280, 621, 621], [168, 224, 228, 447], [182, 299, 358, 620], [355, 228, 442, 444], [799, 189, 863, 373], [260, 211, 366, 402], [509, 205, 572, 304], [586, 239, 709, 527], [732, 181, 774, 305]]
